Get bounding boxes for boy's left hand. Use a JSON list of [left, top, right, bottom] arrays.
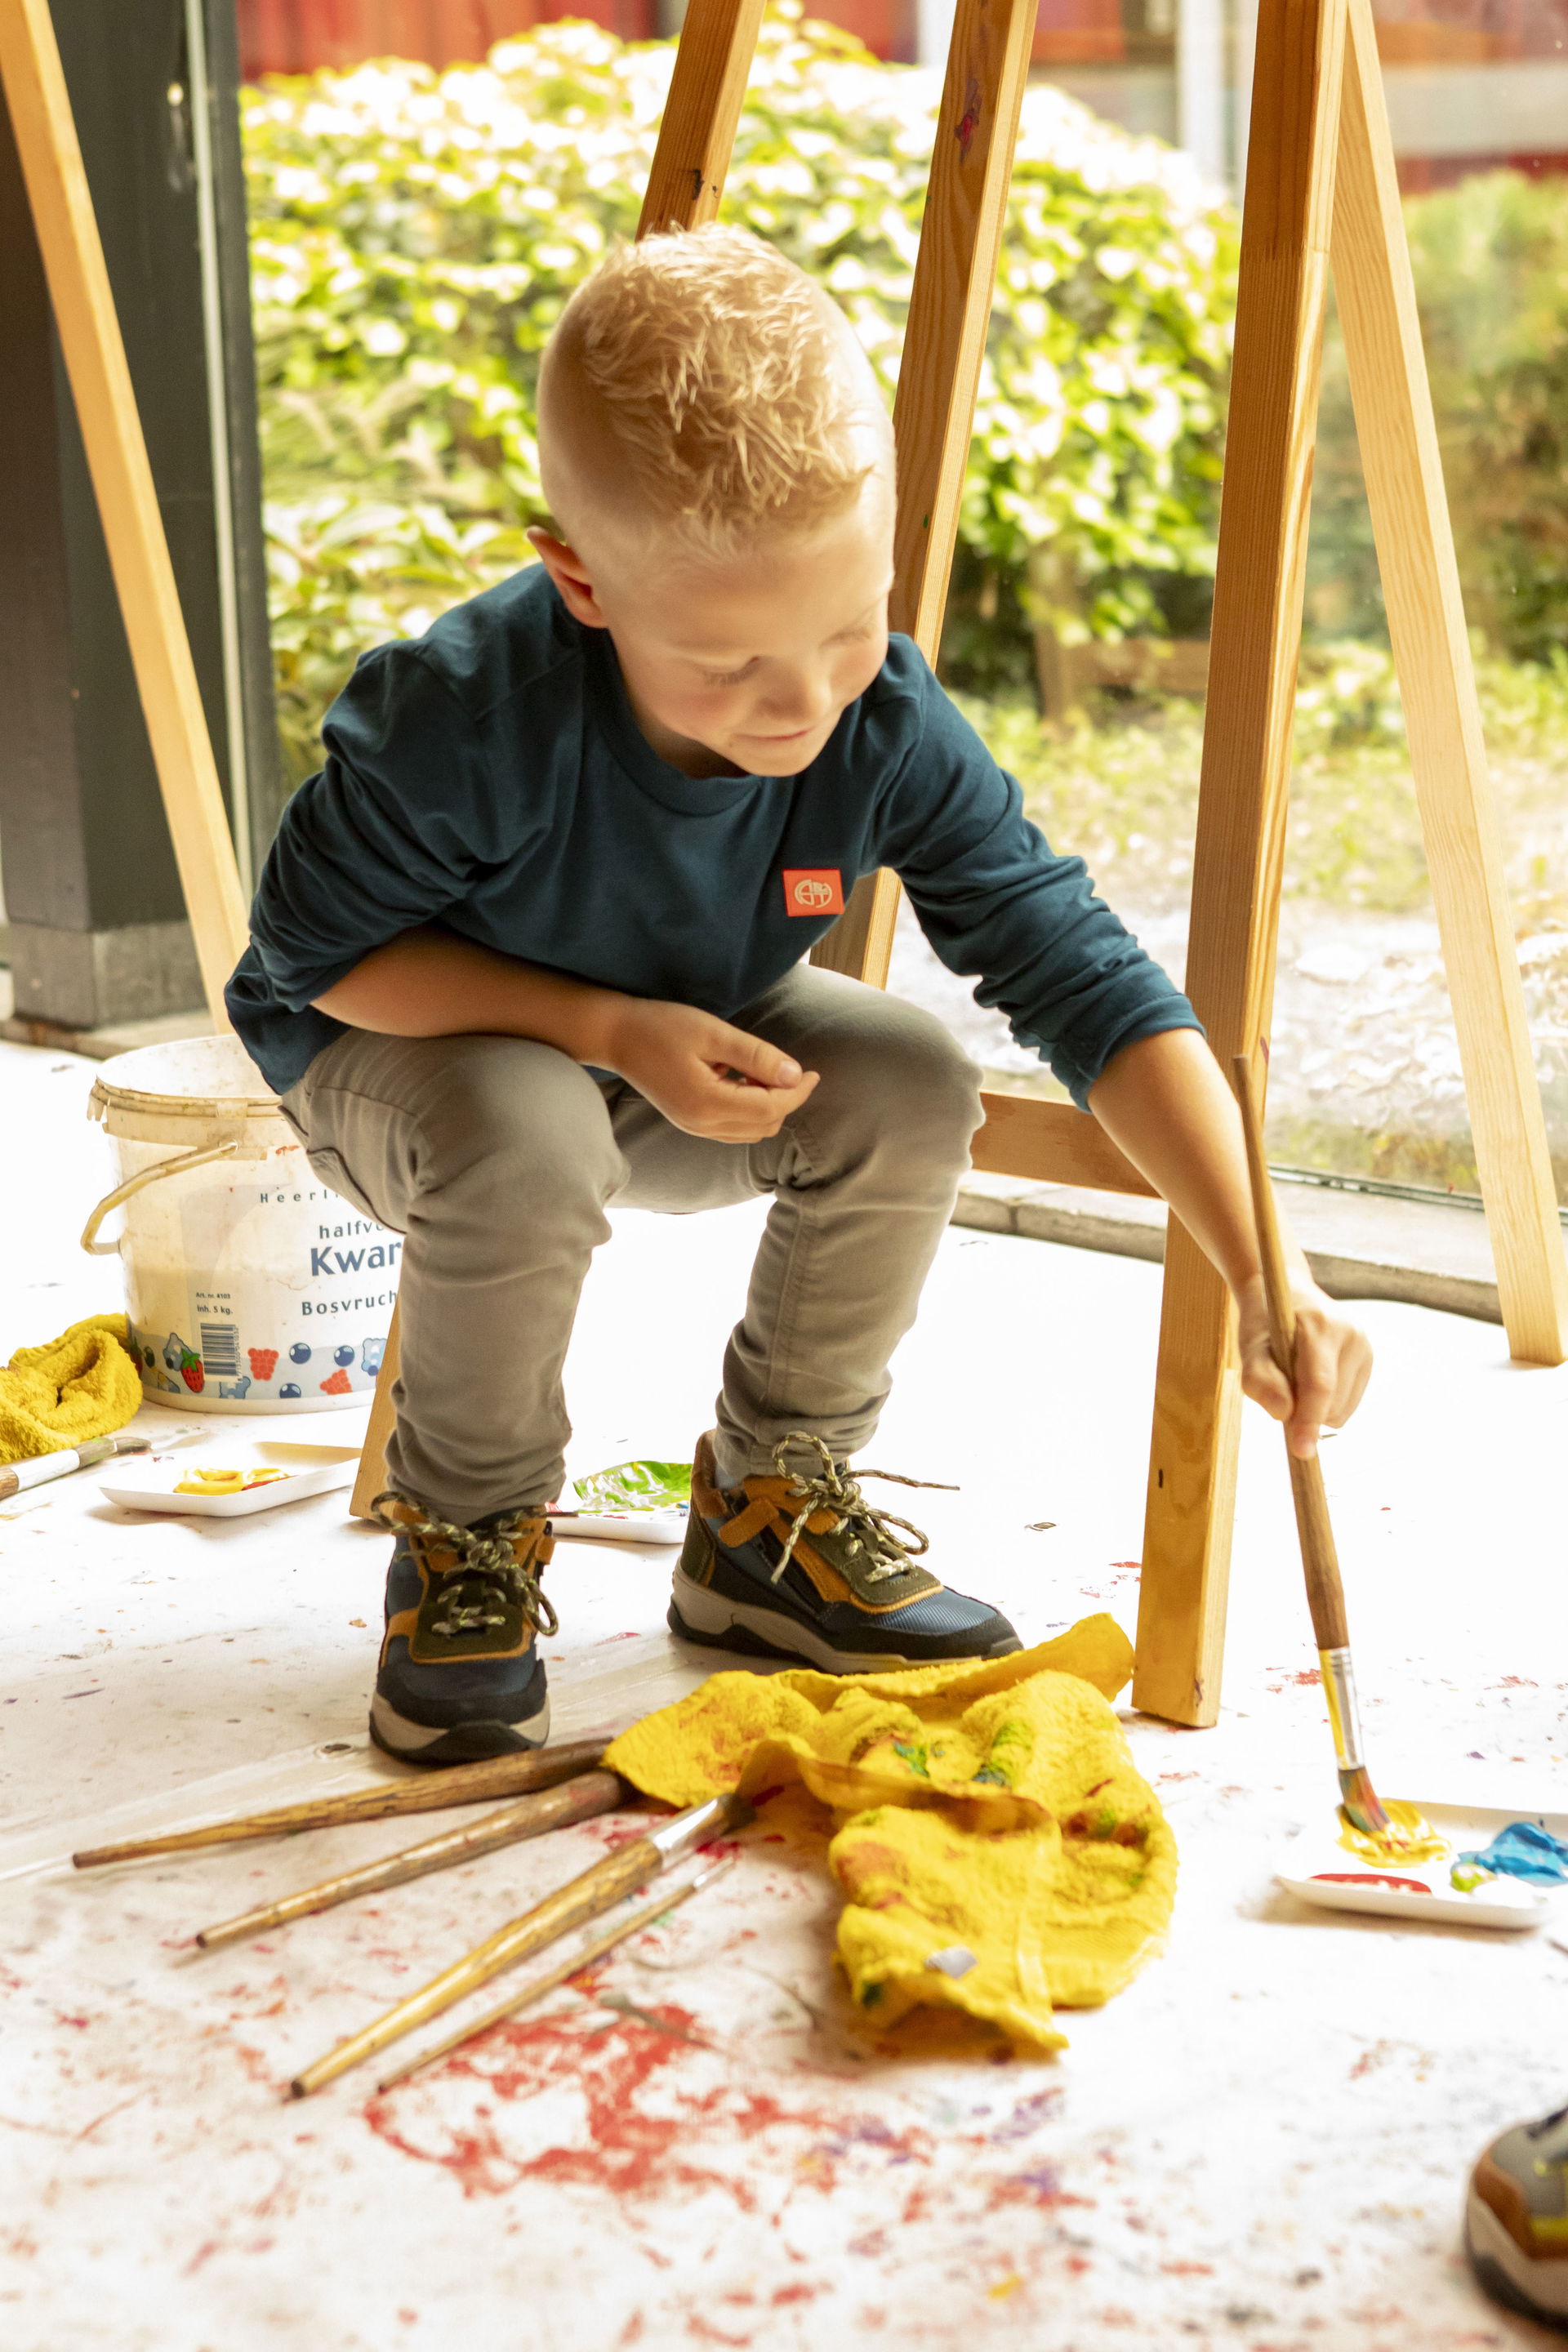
[[1235, 1276, 1373, 1459]]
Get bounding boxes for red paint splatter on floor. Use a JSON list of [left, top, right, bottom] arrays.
[[365, 2005, 710, 2201], [362, 2002, 973, 2211]]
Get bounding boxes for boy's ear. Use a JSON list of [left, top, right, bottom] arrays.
[[528, 527, 609, 629]]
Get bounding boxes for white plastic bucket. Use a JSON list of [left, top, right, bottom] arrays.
[[84, 1034, 400, 1414]]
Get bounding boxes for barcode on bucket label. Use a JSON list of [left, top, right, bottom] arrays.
[[199, 1322, 240, 1378]]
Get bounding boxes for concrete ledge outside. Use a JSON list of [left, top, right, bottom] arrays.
[[950, 1166, 1548, 1328]]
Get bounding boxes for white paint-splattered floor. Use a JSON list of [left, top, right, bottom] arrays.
[[1, 1033, 1564, 2352]]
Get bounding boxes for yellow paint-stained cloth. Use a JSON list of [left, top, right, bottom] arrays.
[[604, 1615, 1176, 2050], [0, 1313, 142, 1464]]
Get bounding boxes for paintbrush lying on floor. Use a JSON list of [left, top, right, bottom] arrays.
[[375, 1854, 737, 2092], [192, 1770, 628, 1950], [0, 1431, 150, 1503], [290, 1789, 750, 2097], [72, 1735, 614, 1868]]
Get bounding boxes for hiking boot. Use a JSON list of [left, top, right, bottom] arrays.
[[370, 1493, 559, 1766], [1466, 2100, 1568, 2329], [670, 1430, 1021, 1673]]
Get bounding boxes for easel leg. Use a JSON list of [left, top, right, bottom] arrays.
[[350, 1298, 402, 1520], [1332, 0, 1568, 1366], [353, 0, 773, 1518], [636, 0, 768, 238], [812, 0, 1038, 991], [1133, 0, 1349, 1725]]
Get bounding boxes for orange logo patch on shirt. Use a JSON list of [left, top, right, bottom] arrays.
[[782, 868, 845, 917]]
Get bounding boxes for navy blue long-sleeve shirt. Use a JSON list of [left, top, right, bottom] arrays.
[[227, 565, 1200, 1102]]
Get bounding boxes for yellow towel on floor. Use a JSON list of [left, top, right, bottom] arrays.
[[604, 1615, 1176, 2051], [0, 1313, 143, 1464]]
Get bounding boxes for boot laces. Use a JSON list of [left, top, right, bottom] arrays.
[[767, 1432, 957, 1588], [375, 1492, 560, 1641]]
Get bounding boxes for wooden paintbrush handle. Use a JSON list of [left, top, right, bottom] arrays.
[[290, 1834, 662, 2096], [1286, 1453, 1349, 1650], [73, 1735, 611, 1867], [194, 1771, 626, 1949], [1232, 1054, 1350, 1653]]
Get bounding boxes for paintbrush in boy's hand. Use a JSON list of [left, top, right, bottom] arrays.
[[1232, 1053, 1393, 1842]]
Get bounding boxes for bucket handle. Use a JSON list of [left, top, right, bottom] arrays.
[[80, 1139, 240, 1257]]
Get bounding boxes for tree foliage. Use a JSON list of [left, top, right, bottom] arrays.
[[243, 3, 1237, 775]]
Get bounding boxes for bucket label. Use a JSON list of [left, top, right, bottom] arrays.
[[123, 1166, 402, 1412]]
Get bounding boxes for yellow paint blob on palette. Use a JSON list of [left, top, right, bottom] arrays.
[[1336, 1797, 1449, 1865]]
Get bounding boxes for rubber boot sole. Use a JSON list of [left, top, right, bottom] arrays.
[[669, 1564, 1019, 1677], [1466, 2189, 1568, 2329], [368, 1689, 552, 1767]]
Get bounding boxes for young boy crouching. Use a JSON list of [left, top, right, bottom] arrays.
[[227, 226, 1371, 1765]]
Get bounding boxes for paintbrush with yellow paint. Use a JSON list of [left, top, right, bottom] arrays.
[[1233, 1055, 1436, 1857]]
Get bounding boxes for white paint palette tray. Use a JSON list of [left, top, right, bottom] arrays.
[[99, 1440, 361, 1518], [1275, 1799, 1568, 1931], [550, 1505, 688, 1545]]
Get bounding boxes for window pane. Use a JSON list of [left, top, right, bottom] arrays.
[[890, 0, 1568, 1209]]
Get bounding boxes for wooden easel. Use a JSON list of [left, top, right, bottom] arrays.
[[11, 0, 1561, 1727], [583, 0, 1568, 1732]]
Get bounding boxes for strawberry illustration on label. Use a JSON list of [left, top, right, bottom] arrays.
[[179, 1343, 204, 1394], [248, 1348, 279, 1382], [319, 1367, 353, 1395]]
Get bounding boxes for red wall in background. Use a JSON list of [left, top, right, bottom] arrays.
[[235, 0, 924, 71], [1031, 0, 1123, 64], [238, 0, 655, 75], [235, 0, 1152, 76]]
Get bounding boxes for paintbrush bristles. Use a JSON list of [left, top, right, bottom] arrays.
[[1338, 1766, 1391, 1838]]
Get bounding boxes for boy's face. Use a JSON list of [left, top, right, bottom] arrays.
[[529, 474, 895, 780]]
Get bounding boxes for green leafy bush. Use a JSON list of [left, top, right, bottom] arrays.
[[1311, 170, 1568, 666], [243, 3, 1236, 777]]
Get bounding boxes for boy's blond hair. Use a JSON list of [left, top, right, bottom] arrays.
[[539, 225, 885, 558]]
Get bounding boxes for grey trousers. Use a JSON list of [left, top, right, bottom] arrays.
[[279, 964, 982, 1525]]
